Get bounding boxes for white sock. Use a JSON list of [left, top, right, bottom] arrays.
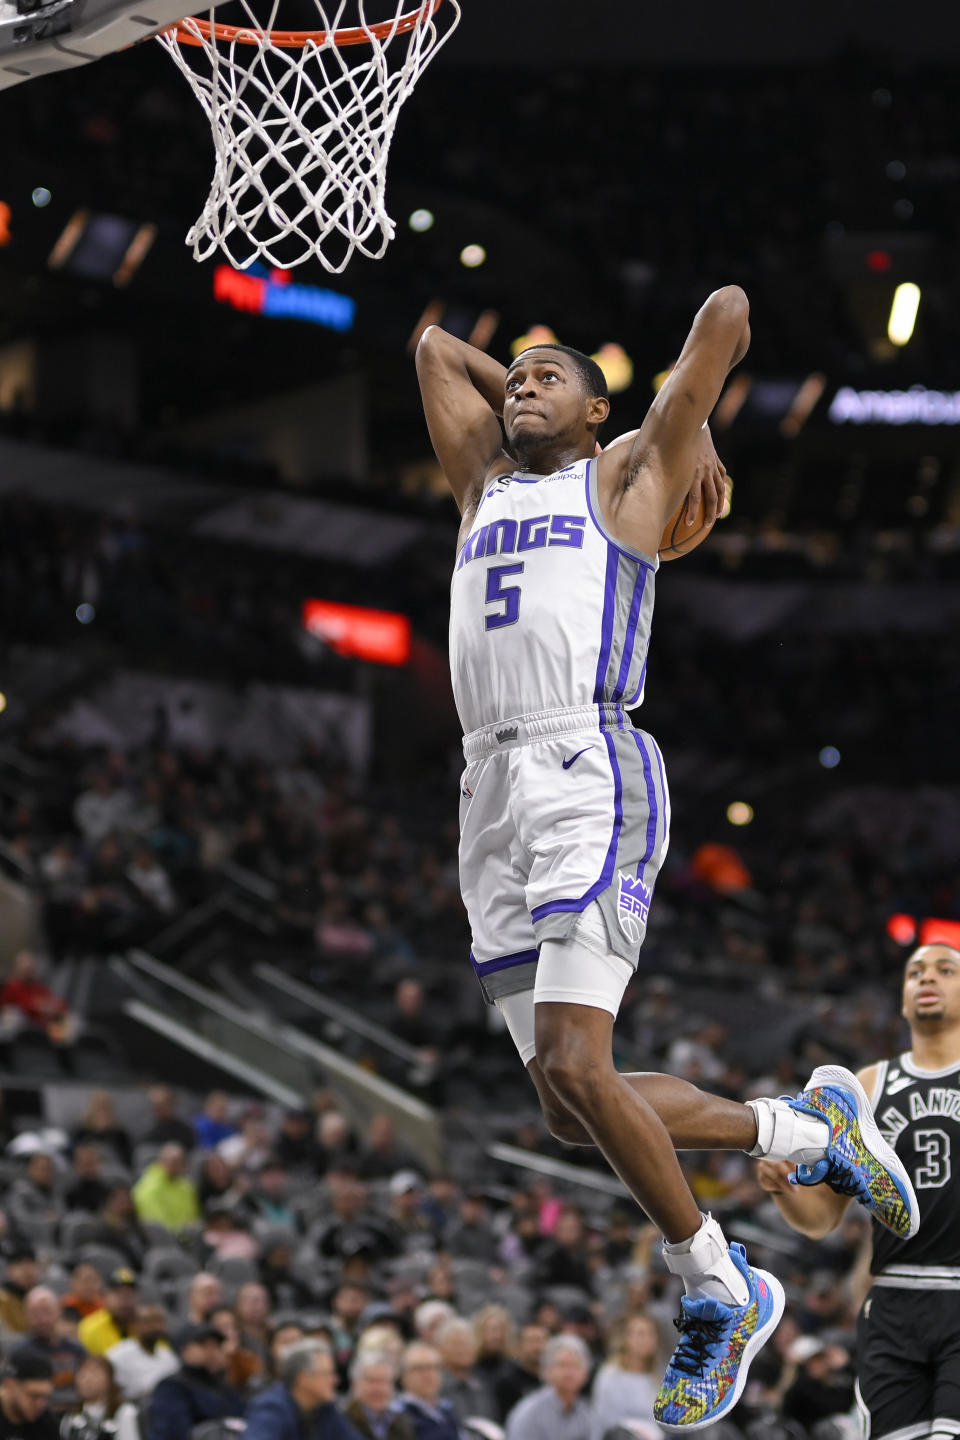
[[746, 1097, 830, 1164], [662, 1213, 750, 1308]]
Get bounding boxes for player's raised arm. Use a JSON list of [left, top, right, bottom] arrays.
[[621, 286, 750, 521], [415, 326, 510, 515]]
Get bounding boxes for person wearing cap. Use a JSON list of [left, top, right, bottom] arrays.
[[147, 1322, 245, 1440], [0, 1352, 58, 1439], [244, 1338, 363, 1439], [780, 1333, 854, 1431], [77, 1268, 139, 1355], [386, 1174, 435, 1249], [0, 1247, 40, 1335], [106, 1303, 179, 1401]]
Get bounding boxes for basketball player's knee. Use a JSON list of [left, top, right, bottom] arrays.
[[537, 1029, 608, 1118]]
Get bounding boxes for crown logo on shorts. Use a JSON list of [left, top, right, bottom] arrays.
[[495, 726, 518, 744], [617, 871, 652, 943]]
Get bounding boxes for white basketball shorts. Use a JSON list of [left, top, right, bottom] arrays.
[[458, 703, 670, 1004]]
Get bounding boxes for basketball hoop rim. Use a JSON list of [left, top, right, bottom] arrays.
[[168, 0, 446, 48]]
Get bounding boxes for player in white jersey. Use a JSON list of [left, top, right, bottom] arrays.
[[415, 289, 919, 1430]]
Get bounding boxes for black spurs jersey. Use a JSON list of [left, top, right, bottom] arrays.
[[870, 1051, 960, 1283]]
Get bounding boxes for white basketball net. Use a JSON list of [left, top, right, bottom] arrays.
[[158, 0, 461, 272]]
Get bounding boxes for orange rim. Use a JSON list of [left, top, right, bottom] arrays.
[[170, 0, 445, 48]]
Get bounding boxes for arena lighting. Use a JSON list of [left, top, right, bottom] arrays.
[[726, 801, 753, 826], [468, 309, 499, 350], [408, 208, 434, 232], [460, 244, 486, 269], [781, 373, 827, 438], [591, 343, 633, 394], [887, 915, 960, 949], [511, 325, 559, 358], [829, 386, 960, 426], [0, 203, 9, 246], [31, 187, 51, 208], [0, 693, 7, 714], [213, 265, 355, 333], [866, 249, 893, 272], [888, 282, 921, 346], [302, 600, 410, 666], [818, 746, 841, 768], [75, 604, 95, 624]]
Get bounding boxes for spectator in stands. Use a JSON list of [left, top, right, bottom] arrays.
[[504, 1335, 593, 1440], [328, 1281, 370, 1375], [235, 1283, 271, 1364], [196, 1153, 239, 1211], [0, 1247, 40, 1334], [273, 1110, 322, 1177], [106, 1303, 179, 1401], [397, 1343, 460, 1440], [472, 1307, 514, 1419], [147, 1322, 245, 1440], [186, 1273, 224, 1326], [140, 1086, 195, 1151], [342, 1349, 414, 1440], [87, 1187, 149, 1270], [445, 1191, 497, 1265], [125, 843, 177, 916], [68, 1354, 134, 1437], [780, 1333, 856, 1431], [12, 1287, 86, 1411], [316, 1175, 399, 1268], [357, 1116, 420, 1182], [77, 1268, 139, 1354], [531, 1207, 594, 1297], [60, 1264, 105, 1323], [386, 1173, 436, 1250], [259, 1239, 316, 1313], [218, 1106, 274, 1173], [210, 1304, 264, 1397], [316, 1111, 360, 1177], [244, 1338, 362, 1440], [6, 1153, 63, 1240], [411, 1304, 455, 1349], [64, 1146, 111, 1216], [268, 1317, 306, 1377], [436, 1319, 497, 1425], [72, 772, 133, 847], [72, 1093, 132, 1168], [589, 1315, 660, 1437], [0, 952, 70, 1038], [494, 1323, 548, 1422], [0, 1351, 58, 1440], [131, 1144, 200, 1231], [200, 1201, 258, 1264], [245, 1162, 299, 1233], [194, 1093, 237, 1151]]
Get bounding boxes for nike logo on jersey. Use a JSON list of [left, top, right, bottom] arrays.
[[562, 747, 594, 770], [886, 1069, 916, 1095]]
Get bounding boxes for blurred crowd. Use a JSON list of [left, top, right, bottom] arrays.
[[0, 1082, 870, 1440]]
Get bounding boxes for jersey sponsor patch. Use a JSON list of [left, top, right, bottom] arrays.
[[617, 870, 651, 943]]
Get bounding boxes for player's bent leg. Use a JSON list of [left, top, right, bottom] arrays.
[[495, 989, 593, 1144]]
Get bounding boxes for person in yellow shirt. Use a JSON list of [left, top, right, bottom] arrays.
[[131, 1144, 200, 1232], [78, 1269, 140, 1355]]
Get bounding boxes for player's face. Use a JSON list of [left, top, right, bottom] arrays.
[[503, 352, 586, 450], [902, 945, 960, 1026]]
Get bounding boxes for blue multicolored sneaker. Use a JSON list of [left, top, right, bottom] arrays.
[[788, 1064, 920, 1238], [653, 1243, 784, 1431]]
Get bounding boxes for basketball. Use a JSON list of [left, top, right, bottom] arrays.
[[658, 493, 717, 561]]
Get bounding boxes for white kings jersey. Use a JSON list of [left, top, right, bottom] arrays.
[[449, 457, 658, 735]]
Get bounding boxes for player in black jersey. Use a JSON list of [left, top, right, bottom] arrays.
[[758, 942, 960, 1440]]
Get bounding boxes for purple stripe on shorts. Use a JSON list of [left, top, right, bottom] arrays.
[[530, 728, 624, 922], [631, 729, 658, 875], [470, 948, 539, 977]]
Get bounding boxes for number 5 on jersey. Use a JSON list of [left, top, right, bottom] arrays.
[[485, 563, 524, 631]]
